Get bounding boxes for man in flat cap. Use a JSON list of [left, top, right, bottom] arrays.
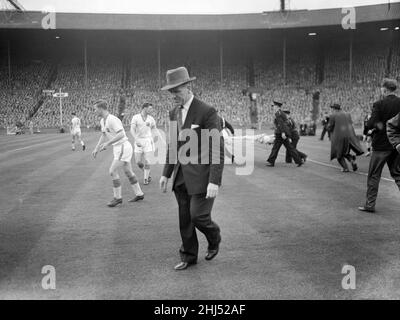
[[266, 101, 304, 167], [159, 67, 224, 270], [359, 78, 400, 213], [327, 103, 364, 172]]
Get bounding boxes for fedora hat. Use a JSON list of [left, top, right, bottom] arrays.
[[161, 67, 196, 91], [330, 103, 341, 110]]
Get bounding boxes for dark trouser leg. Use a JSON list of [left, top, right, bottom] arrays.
[[365, 151, 391, 209], [337, 157, 349, 171], [286, 138, 303, 163], [292, 138, 307, 161], [190, 193, 220, 250], [282, 139, 302, 165], [285, 139, 295, 163], [267, 138, 283, 164], [320, 127, 327, 140], [387, 150, 400, 191], [174, 184, 198, 264]]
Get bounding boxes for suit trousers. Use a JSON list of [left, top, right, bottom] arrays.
[[173, 169, 221, 263], [320, 126, 331, 140], [365, 150, 400, 209], [267, 137, 302, 165]]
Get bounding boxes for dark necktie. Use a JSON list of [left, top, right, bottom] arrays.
[[177, 106, 184, 132]]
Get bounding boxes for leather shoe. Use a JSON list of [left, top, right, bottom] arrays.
[[129, 194, 144, 202], [266, 161, 274, 167], [205, 247, 219, 261], [358, 206, 375, 213], [174, 261, 196, 271]]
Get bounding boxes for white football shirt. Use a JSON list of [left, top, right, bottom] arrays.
[[71, 116, 81, 131], [130, 114, 156, 140], [100, 114, 128, 146]]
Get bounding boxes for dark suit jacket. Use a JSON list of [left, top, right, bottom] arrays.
[[162, 96, 224, 195], [219, 117, 235, 135], [367, 94, 400, 151], [387, 112, 400, 149]]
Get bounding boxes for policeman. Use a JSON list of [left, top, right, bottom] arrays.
[[266, 101, 303, 167]]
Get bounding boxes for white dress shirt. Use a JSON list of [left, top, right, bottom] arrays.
[[181, 94, 194, 125]]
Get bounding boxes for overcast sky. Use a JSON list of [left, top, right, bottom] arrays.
[[12, 0, 397, 14]]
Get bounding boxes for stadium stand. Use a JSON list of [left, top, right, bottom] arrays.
[[0, 4, 399, 131]]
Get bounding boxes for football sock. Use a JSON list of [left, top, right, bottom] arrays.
[[128, 175, 138, 185], [132, 182, 144, 196], [144, 169, 150, 180], [112, 179, 122, 199]]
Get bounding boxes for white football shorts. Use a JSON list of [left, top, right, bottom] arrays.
[[71, 129, 81, 137], [134, 138, 154, 153], [113, 141, 133, 162]]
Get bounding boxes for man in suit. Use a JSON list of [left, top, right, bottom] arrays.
[[284, 110, 307, 164], [320, 112, 331, 141], [359, 78, 400, 213], [159, 67, 224, 271], [266, 101, 303, 167]]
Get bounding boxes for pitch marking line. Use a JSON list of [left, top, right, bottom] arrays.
[[0, 138, 68, 156], [253, 144, 395, 183], [307, 158, 395, 183]]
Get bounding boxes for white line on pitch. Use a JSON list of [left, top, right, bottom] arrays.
[[253, 143, 395, 183], [0, 139, 65, 155], [306, 158, 395, 182]]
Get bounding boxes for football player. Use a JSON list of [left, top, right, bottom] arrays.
[[92, 100, 144, 207], [130, 103, 157, 185], [70, 112, 85, 151]]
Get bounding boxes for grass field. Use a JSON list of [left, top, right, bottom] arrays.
[[0, 130, 399, 299]]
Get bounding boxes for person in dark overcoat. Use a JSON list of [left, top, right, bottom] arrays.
[[327, 103, 364, 172]]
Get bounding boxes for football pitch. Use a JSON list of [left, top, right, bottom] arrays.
[[0, 131, 399, 299]]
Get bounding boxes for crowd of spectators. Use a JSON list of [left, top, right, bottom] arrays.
[[1, 38, 399, 131], [0, 60, 51, 128]]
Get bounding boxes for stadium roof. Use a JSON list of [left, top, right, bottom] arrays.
[[0, 3, 399, 30]]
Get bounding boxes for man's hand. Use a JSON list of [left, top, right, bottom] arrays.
[[282, 133, 287, 140], [159, 176, 168, 193], [99, 143, 108, 151], [92, 148, 99, 159], [206, 183, 219, 199], [396, 144, 400, 154]]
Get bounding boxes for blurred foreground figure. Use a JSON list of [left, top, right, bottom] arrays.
[[359, 79, 400, 213]]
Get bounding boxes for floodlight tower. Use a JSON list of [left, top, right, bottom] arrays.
[[280, 0, 290, 11]]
